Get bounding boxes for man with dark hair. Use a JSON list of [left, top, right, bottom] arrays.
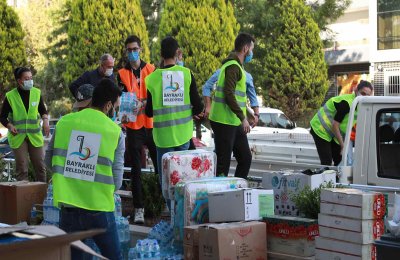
[[145, 36, 203, 205], [46, 78, 125, 260], [209, 32, 255, 179], [69, 54, 115, 99], [0, 66, 50, 182], [310, 80, 373, 166], [117, 35, 158, 223]]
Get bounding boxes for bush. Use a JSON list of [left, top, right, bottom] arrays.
[[290, 181, 335, 219], [142, 173, 164, 218]]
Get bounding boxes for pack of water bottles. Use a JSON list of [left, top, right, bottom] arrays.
[[116, 216, 131, 259], [41, 183, 60, 226], [114, 193, 123, 218], [128, 239, 161, 259]]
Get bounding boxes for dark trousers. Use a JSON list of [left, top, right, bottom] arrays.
[[210, 120, 252, 179], [310, 128, 342, 166], [60, 208, 122, 260], [126, 127, 158, 208]]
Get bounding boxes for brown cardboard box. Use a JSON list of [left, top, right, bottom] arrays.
[[184, 244, 199, 260], [0, 181, 47, 224], [184, 224, 209, 246], [198, 221, 266, 260], [0, 225, 106, 260]]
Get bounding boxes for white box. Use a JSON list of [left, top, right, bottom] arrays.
[[318, 213, 384, 234], [319, 225, 383, 244], [262, 171, 336, 216], [208, 189, 274, 222], [320, 188, 386, 219], [315, 237, 376, 260]]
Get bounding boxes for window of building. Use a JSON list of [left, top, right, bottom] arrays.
[[378, 1, 400, 50], [376, 109, 400, 179]]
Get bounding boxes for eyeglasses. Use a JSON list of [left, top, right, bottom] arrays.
[[126, 47, 140, 52]]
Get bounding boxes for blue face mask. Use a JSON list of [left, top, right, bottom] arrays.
[[128, 51, 140, 62], [244, 51, 253, 63], [176, 60, 184, 66]]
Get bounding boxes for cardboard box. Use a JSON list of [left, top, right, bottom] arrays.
[[0, 225, 106, 260], [184, 224, 209, 246], [0, 181, 47, 224], [319, 224, 383, 244], [318, 213, 384, 234], [320, 188, 386, 219], [264, 215, 319, 257], [262, 171, 336, 216], [198, 221, 266, 260], [208, 189, 274, 222], [184, 244, 199, 260], [315, 237, 376, 260]]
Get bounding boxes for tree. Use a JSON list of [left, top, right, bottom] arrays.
[[17, 0, 69, 116], [141, 0, 163, 62], [64, 0, 149, 84], [0, 0, 27, 99], [157, 0, 239, 89], [263, 0, 328, 121]]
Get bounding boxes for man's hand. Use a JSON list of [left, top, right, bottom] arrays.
[[133, 100, 143, 115], [194, 112, 204, 120], [252, 115, 259, 128], [121, 114, 129, 124], [7, 123, 18, 136], [43, 122, 50, 137], [242, 119, 251, 134]]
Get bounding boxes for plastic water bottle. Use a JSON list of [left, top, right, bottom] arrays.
[[128, 247, 137, 260], [30, 206, 37, 225], [114, 194, 122, 217], [152, 239, 161, 259]]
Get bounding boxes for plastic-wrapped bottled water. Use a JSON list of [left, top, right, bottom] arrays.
[[114, 193, 122, 218]]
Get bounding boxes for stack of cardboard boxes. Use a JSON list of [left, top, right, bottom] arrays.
[[316, 188, 386, 260], [180, 188, 273, 260]]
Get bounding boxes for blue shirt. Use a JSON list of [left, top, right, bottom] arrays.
[[202, 69, 259, 107]]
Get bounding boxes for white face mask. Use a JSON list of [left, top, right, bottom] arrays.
[[22, 80, 33, 90], [104, 68, 113, 77]]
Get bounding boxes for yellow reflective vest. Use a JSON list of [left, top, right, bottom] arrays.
[[52, 108, 120, 212]]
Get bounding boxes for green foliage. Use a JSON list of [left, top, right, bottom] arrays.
[[142, 173, 164, 217], [0, 0, 27, 98], [17, 0, 71, 118], [141, 0, 163, 63], [290, 181, 335, 219], [157, 0, 239, 89], [65, 0, 149, 84], [263, 0, 329, 121]]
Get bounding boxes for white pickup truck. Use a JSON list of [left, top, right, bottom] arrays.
[[233, 96, 400, 196]]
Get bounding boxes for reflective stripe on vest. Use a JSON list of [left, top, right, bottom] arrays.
[[145, 65, 193, 148], [52, 108, 120, 212], [6, 87, 43, 149], [209, 60, 247, 126], [118, 64, 155, 130], [310, 93, 356, 142]]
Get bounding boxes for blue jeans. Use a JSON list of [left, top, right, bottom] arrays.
[[60, 207, 122, 260], [156, 141, 190, 208]]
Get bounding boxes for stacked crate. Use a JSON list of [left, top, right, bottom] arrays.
[[315, 188, 386, 260]]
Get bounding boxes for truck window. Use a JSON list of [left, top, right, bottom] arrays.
[[258, 113, 273, 127], [377, 109, 400, 179]]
